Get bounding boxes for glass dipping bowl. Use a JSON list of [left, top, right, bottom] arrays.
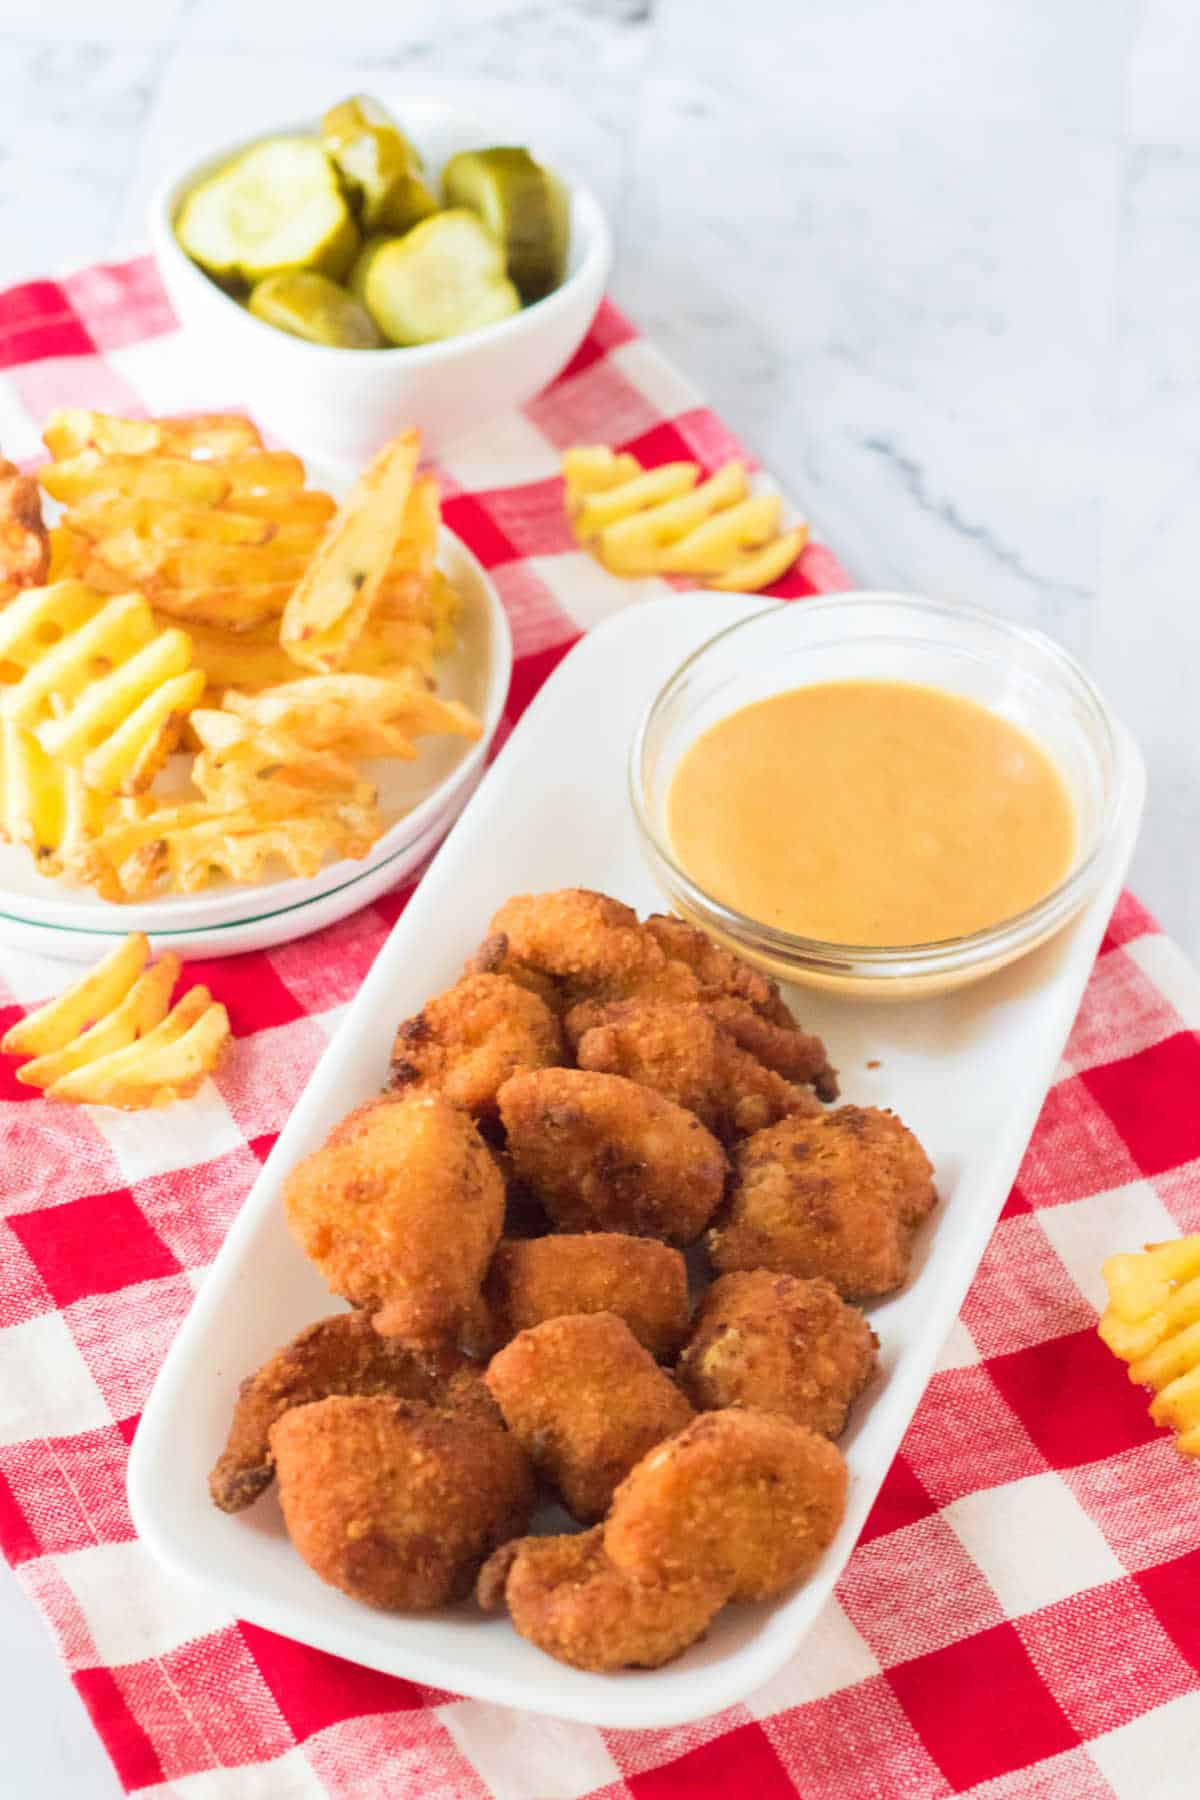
[[630, 593, 1131, 999]]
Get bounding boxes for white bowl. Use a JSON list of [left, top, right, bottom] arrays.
[[148, 96, 612, 466]]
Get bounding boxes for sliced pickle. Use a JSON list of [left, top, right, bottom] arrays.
[[348, 233, 387, 306], [248, 271, 383, 348], [441, 147, 568, 302], [321, 94, 439, 234], [176, 137, 359, 285], [351, 211, 521, 346]]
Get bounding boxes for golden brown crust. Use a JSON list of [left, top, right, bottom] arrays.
[[497, 1067, 727, 1244], [570, 998, 822, 1142], [707, 1106, 937, 1299], [485, 1233, 690, 1360], [605, 1409, 847, 1601], [208, 1311, 498, 1513], [389, 972, 563, 1119], [0, 459, 49, 592], [676, 1271, 877, 1436], [642, 914, 782, 1013], [283, 1093, 504, 1346], [483, 890, 699, 1007], [466, 933, 566, 1013], [485, 1313, 694, 1523], [704, 999, 837, 1096], [475, 1526, 728, 1670], [271, 1395, 534, 1610]]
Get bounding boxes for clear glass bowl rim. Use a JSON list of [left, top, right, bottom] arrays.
[[629, 591, 1130, 977]]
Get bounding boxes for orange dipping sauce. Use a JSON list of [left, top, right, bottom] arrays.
[[667, 679, 1076, 947]]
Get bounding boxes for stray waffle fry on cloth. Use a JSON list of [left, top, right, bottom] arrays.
[[562, 443, 807, 589], [0, 581, 205, 794], [0, 929, 230, 1108], [1099, 1233, 1200, 1457]]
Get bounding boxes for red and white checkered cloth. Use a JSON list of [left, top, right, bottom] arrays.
[[1, 259, 1199, 1800]]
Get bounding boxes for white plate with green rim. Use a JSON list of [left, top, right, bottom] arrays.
[[0, 527, 511, 961]]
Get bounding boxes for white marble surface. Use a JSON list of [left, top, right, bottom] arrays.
[[0, 2, 1198, 1794]]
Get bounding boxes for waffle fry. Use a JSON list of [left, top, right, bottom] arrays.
[[43, 409, 263, 461], [0, 929, 231, 1109], [1099, 1233, 1200, 1457], [69, 794, 381, 900], [190, 707, 371, 803], [8, 413, 479, 901], [40, 410, 324, 633], [221, 671, 482, 760], [561, 445, 641, 499], [562, 444, 807, 590], [0, 581, 205, 794], [0, 718, 111, 869], [279, 430, 420, 671]]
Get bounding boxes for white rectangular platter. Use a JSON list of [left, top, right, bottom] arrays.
[[128, 591, 1146, 1731]]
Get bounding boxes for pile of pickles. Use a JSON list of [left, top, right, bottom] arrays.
[[175, 96, 570, 351]]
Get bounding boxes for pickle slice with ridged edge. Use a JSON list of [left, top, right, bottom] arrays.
[[441, 147, 568, 303], [176, 137, 359, 285], [350, 211, 521, 346], [321, 95, 439, 234], [248, 271, 383, 348]]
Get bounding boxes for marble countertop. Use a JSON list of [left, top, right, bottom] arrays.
[[1, 1, 1198, 1793]]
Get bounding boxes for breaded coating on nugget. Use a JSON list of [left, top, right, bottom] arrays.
[[643, 913, 789, 1017], [498, 1068, 727, 1244], [707, 1107, 936, 1299], [704, 998, 838, 1099], [483, 890, 698, 1008], [467, 933, 566, 1013], [569, 998, 821, 1142], [606, 1409, 847, 1601], [641, 917, 837, 1096], [390, 972, 563, 1120], [208, 1311, 499, 1513], [271, 1395, 534, 1610], [283, 1093, 504, 1346], [676, 1272, 877, 1437], [485, 1233, 690, 1360], [476, 1527, 728, 1671], [485, 1313, 694, 1523]]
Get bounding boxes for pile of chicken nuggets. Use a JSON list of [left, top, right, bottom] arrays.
[[209, 888, 937, 1672]]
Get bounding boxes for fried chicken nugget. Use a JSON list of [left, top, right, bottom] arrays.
[[485, 1233, 690, 1360], [570, 998, 821, 1142], [485, 1313, 694, 1523], [605, 1409, 847, 1601], [676, 1272, 878, 1437], [468, 933, 565, 1013], [643, 913, 789, 1017], [271, 1395, 534, 1610], [482, 890, 698, 1008], [642, 916, 837, 1094], [208, 1311, 499, 1513], [497, 1068, 727, 1244], [390, 972, 563, 1120], [708, 1107, 936, 1300], [476, 1527, 729, 1671], [283, 1093, 504, 1345]]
